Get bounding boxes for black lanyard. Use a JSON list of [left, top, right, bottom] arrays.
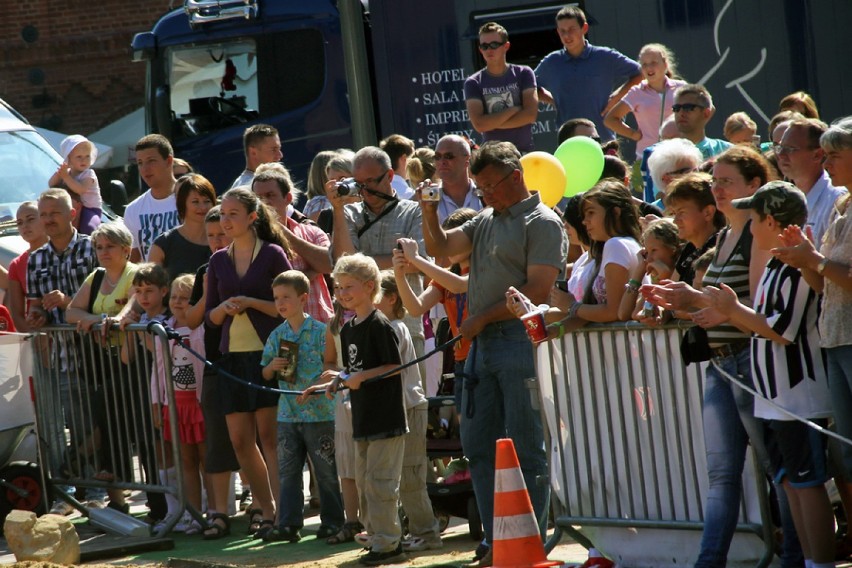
[[357, 199, 399, 238]]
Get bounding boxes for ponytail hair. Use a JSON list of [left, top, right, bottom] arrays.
[[220, 186, 293, 259]]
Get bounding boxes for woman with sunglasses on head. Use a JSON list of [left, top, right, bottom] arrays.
[[148, 174, 216, 282]]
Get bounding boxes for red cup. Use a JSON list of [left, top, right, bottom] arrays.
[[521, 310, 547, 343]]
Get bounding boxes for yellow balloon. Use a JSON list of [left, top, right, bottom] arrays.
[[519, 152, 566, 208]]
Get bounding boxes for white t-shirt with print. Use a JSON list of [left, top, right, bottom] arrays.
[[122, 190, 179, 261], [567, 251, 596, 302], [592, 237, 641, 305]]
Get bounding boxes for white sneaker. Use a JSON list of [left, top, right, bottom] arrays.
[[153, 513, 184, 534], [49, 500, 75, 516], [402, 535, 444, 551], [173, 512, 193, 533]]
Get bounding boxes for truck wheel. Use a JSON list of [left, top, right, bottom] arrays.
[[467, 496, 482, 541]]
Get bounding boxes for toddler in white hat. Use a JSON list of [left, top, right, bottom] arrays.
[[48, 134, 102, 234]]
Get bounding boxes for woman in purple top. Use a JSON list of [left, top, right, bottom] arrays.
[[205, 187, 292, 538]]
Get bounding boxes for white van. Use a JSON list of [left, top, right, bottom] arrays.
[[0, 99, 64, 268]]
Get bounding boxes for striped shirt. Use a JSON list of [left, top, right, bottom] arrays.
[[702, 225, 752, 347], [750, 259, 830, 421], [26, 230, 97, 324]]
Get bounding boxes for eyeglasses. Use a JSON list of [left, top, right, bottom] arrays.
[[671, 103, 707, 113], [774, 144, 814, 155], [664, 166, 696, 178], [479, 41, 507, 51], [474, 170, 515, 197], [435, 152, 462, 162], [711, 177, 737, 188]]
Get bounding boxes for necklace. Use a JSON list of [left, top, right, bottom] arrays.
[[103, 271, 118, 288]]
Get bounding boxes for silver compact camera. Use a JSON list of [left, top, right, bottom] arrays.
[[421, 183, 442, 202], [335, 178, 359, 196]]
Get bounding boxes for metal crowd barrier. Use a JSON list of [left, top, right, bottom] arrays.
[[536, 322, 774, 568], [28, 323, 193, 537]]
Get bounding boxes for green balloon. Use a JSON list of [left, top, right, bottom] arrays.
[[553, 137, 605, 197]]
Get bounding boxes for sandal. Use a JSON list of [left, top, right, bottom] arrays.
[[203, 513, 231, 540], [184, 519, 204, 536], [253, 519, 276, 540], [246, 507, 264, 534], [326, 521, 364, 545]]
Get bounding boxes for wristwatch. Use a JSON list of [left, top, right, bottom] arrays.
[[817, 257, 829, 275]]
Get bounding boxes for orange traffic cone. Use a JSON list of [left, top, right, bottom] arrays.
[[492, 438, 561, 568]]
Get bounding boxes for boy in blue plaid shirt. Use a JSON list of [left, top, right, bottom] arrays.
[[260, 270, 344, 542]]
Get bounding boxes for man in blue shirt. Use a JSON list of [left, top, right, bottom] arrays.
[[534, 6, 641, 142]]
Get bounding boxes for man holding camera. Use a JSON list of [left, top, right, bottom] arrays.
[[330, 146, 429, 366], [421, 141, 566, 566]]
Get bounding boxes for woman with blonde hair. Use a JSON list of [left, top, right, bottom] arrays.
[[405, 147, 437, 189], [779, 90, 819, 119]]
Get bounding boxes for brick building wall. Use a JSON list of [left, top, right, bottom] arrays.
[[0, 1, 171, 134]]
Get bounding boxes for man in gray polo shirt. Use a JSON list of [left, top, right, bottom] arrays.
[[420, 141, 567, 566]]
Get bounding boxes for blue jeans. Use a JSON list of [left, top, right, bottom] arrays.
[[276, 421, 344, 529], [460, 320, 549, 545], [453, 359, 466, 411], [826, 345, 852, 475], [695, 347, 775, 567]]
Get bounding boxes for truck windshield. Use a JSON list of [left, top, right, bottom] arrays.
[[168, 41, 259, 138], [0, 130, 61, 222]]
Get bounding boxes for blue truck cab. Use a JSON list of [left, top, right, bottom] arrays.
[[132, 1, 354, 190], [131, 0, 569, 190]]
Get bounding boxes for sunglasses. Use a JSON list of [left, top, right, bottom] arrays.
[[353, 173, 388, 192], [435, 152, 461, 162], [664, 166, 696, 177], [671, 103, 707, 113], [479, 41, 507, 51]]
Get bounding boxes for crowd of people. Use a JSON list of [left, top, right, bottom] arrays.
[[2, 4, 852, 567]]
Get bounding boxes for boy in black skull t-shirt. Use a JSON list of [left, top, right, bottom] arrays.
[[321, 254, 408, 566]]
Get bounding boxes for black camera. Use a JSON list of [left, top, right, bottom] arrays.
[[335, 177, 359, 196]]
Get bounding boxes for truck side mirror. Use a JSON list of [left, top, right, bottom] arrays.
[[154, 85, 173, 140]]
